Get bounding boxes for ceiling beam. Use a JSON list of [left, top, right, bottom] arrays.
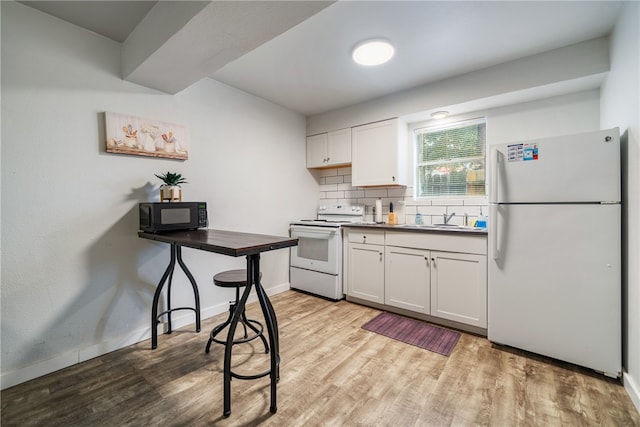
[[122, 0, 334, 94]]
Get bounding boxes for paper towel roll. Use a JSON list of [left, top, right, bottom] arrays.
[[375, 199, 382, 223]]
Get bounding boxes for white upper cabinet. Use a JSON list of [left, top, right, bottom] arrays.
[[351, 118, 408, 187], [306, 128, 351, 168], [327, 128, 351, 166], [306, 133, 328, 168]]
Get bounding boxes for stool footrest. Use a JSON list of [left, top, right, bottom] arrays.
[[231, 368, 271, 381], [209, 318, 268, 348], [204, 301, 269, 355], [156, 306, 197, 319], [230, 353, 280, 381], [156, 307, 201, 333]]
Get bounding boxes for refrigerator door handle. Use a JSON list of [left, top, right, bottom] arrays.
[[490, 148, 504, 204], [491, 204, 500, 260]]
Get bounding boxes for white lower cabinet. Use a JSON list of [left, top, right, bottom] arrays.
[[347, 242, 385, 304], [430, 251, 487, 328], [346, 230, 386, 303], [385, 246, 430, 313], [346, 229, 488, 330]]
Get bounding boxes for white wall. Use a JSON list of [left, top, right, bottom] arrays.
[[0, 2, 319, 389], [600, 1, 640, 412]]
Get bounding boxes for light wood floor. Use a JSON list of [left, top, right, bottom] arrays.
[[2, 290, 639, 426]]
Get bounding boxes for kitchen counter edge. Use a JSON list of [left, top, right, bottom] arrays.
[[342, 223, 488, 235]]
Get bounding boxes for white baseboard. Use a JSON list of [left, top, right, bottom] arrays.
[[1, 351, 79, 391], [624, 372, 640, 414], [1, 283, 290, 390]]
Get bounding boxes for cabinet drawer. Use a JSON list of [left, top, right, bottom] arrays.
[[347, 229, 385, 245], [385, 231, 487, 255]]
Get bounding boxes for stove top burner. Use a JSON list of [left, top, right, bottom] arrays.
[[291, 204, 366, 227], [300, 219, 352, 223], [292, 220, 344, 226]]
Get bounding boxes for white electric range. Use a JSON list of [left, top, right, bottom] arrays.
[[289, 205, 365, 300]]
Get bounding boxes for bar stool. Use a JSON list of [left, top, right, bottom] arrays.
[[205, 269, 269, 354]]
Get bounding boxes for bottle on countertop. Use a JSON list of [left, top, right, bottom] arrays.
[[415, 210, 423, 225], [388, 202, 397, 225], [476, 208, 487, 228]]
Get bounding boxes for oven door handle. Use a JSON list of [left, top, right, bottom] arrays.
[[290, 227, 338, 238], [291, 230, 336, 239]]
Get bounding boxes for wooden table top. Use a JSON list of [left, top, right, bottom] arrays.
[[138, 229, 298, 257]]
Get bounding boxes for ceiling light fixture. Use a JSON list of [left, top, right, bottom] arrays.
[[431, 111, 450, 119], [352, 39, 395, 66]]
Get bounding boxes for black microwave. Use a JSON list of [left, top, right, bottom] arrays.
[[139, 202, 208, 232]]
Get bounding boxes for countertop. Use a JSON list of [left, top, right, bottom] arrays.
[[342, 223, 488, 235]]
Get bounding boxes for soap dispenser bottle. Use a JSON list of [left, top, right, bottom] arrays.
[[476, 208, 487, 228], [415, 209, 423, 225]]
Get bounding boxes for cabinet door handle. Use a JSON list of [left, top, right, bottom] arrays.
[[431, 257, 436, 266], [424, 255, 430, 266], [379, 252, 383, 261]]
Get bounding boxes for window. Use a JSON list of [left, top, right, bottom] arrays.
[[414, 118, 486, 198]]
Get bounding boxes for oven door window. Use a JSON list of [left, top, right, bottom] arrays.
[[298, 236, 329, 262]]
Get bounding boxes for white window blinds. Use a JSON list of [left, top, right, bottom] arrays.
[[414, 118, 486, 197]]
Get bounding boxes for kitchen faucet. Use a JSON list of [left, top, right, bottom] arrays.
[[443, 212, 455, 224]]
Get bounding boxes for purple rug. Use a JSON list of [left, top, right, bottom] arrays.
[[362, 312, 461, 356]]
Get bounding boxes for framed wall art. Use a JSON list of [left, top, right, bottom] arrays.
[[105, 112, 188, 160]]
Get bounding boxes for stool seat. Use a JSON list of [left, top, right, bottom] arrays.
[[205, 269, 268, 355], [213, 269, 261, 287]]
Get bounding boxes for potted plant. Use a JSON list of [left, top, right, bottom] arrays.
[[155, 171, 187, 202]]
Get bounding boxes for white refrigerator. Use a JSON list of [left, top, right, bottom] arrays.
[[488, 128, 621, 378]]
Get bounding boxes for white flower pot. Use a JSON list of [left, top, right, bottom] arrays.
[[160, 186, 182, 202]]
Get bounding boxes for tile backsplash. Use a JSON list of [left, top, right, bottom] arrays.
[[316, 167, 488, 226]]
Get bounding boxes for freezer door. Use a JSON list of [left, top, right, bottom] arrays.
[[488, 203, 621, 376], [490, 128, 620, 203]]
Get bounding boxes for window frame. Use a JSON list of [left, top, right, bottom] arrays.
[[411, 117, 487, 199]]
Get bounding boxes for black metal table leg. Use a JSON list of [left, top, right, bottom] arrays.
[[176, 246, 201, 333], [222, 253, 280, 417], [252, 254, 279, 414], [151, 243, 201, 350], [223, 264, 254, 417], [151, 245, 177, 349]]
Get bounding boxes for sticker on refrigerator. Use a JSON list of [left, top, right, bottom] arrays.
[[507, 143, 538, 161]]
